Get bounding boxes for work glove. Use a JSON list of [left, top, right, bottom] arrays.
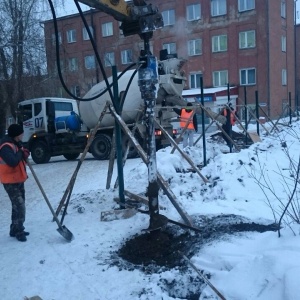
[[21, 147, 30, 160]]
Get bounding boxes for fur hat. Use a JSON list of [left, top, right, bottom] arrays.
[[7, 124, 24, 138]]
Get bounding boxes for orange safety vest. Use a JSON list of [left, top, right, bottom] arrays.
[[223, 108, 236, 125], [180, 110, 194, 130], [0, 142, 27, 184]]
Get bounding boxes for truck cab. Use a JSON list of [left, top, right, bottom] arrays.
[[17, 98, 88, 164]]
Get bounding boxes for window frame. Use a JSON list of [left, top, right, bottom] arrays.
[[212, 35, 228, 52], [67, 29, 76, 43], [84, 55, 96, 69], [239, 30, 256, 49], [240, 68, 256, 85], [121, 49, 133, 65], [51, 32, 62, 46], [162, 9, 175, 26], [104, 52, 115, 67], [213, 70, 228, 87], [102, 22, 113, 37], [281, 36, 286, 52], [54, 59, 64, 74], [188, 39, 202, 56], [82, 26, 94, 40], [163, 42, 177, 55], [187, 4, 201, 21], [211, 0, 227, 17], [282, 69, 287, 85], [68, 57, 79, 72], [70, 86, 81, 97], [281, 1, 286, 18], [190, 73, 202, 89], [238, 0, 255, 12]]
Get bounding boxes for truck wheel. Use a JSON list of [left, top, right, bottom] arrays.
[[63, 153, 80, 160], [91, 134, 112, 160], [31, 141, 51, 164], [122, 133, 140, 159]]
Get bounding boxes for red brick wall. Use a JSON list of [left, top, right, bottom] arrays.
[[44, 0, 296, 118]]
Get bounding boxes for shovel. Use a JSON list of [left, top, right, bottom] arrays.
[[26, 159, 74, 241]]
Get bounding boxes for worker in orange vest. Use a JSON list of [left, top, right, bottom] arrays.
[[173, 102, 198, 148], [221, 103, 236, 148], [0, 124, 30, 242]]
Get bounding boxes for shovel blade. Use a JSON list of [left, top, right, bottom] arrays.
[[57, 225, 74, 241]]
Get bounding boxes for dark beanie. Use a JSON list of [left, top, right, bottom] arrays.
[[8, 124, 24, 138]]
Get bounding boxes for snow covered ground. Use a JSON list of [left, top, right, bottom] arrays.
[[1, 120, 300, 300]]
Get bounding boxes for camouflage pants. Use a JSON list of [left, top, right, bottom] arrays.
[[3, 183, 26, 233]]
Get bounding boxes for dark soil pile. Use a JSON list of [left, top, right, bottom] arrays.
[[117, 214, 278, 271], [113, 214, 278, 299]]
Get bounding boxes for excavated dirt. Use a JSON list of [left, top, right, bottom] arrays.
[[117, 214, 278, 271], [111, 214, 278, 299]]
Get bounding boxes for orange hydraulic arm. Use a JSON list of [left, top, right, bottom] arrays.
[[77, 0, 163, 36]]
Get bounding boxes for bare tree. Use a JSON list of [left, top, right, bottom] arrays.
[[246, 123, 300, 237], [0, 0, 68, 136]]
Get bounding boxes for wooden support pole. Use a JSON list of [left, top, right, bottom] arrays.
[[155, 119, 209, 184], [199, 104, 240, 150], [170, 109, 196, 154], [181, 253, 227, 300], [248, 108, 271, 135], [109, 104, 193, 226], [55, 102, 110, 217]]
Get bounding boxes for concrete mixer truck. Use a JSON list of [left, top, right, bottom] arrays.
[[16, 55, 187, 164]]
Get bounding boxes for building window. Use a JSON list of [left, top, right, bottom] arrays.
[[188, 39, 202, 56], [238, 0, 255, 12], [57, 87, 63, 97], [84, 55, 96, 69], [162, 10, 175, 26], [54, 59, 64, 74], [190, 73, 202, 89], [213, 70, 228, 86], [281, 1, 286, 18], [71, 85, 80, 97], [187, 4, 201, 21], [240, 68, 256, 85], [102, 22, 113, 37], [83, 26, 94, 40], [121, 49, 133, 64], [51, 32, 62, 46], [281, 36, 286, 52], [282, 69, 287, 85], [104, 52, 115, 67], [239, 30, 255, 49], [163, 42, 177, 55], [212, 35, 227, 52], [67, 29, 76, 43], [68, 57, 78, 72], [211, 0, 227, 16]]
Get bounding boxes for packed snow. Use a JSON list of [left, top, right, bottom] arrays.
[[1, 119, 300, 300]]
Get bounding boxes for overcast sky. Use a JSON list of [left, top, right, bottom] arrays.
[[55, 1, 90, 17]]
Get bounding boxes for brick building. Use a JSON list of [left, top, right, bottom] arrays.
[[44, 0, 295, 118]]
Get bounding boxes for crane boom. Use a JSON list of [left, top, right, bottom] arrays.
[[77, 0, 163, 36]]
